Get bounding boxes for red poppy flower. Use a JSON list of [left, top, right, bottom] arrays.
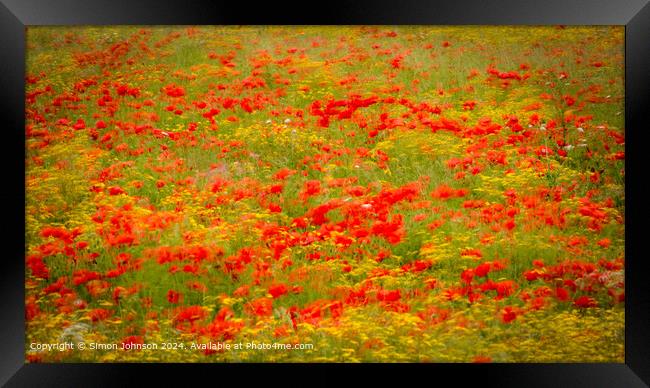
[[574, 296, 598, 308], [461, 268, 475, 284], [377, 289, 401, 302], [247, 298, 273, 317], [174, 306, 207, 324], [268, 284, 288, 298], [167, 290, 181, 304], [475, 262, 491, 277], [501, 307, 518, 323]]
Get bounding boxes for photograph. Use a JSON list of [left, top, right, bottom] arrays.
[[24, 25, 626, 363]]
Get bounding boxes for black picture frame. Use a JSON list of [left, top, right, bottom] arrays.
[[1, 0, 648, 386]]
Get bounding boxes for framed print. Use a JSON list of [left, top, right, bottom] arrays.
[[1, 0, 649, 386]]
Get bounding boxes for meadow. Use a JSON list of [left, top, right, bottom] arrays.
[[25, 26, 625, 362]]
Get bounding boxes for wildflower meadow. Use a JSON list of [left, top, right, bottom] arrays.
[[25, 26, 625, 362]]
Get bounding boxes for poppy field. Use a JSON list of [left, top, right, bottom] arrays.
[[25, 26, 625, 362]]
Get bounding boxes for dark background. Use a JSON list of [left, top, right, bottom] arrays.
[[0, 0, 648, 24], [1, 0, 648, 386]]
